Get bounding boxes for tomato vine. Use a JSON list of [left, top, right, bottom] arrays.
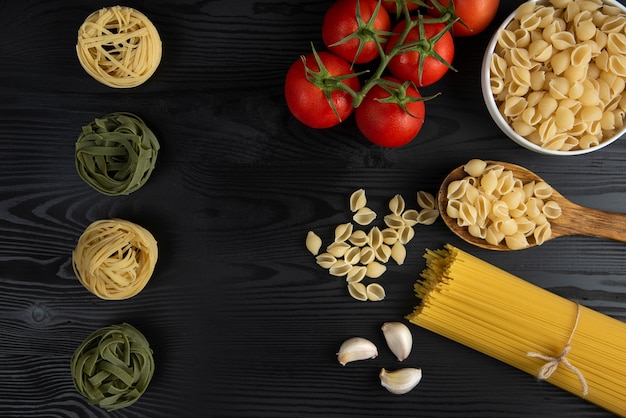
[[303, 0, 458, 114]]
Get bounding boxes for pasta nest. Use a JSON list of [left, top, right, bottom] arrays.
[[72, 219, 158, 300], [76, 5, 162, 88], [75, 112, 159, 196], [71, 323, 155, 411]]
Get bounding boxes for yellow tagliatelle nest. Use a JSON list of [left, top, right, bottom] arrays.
[[72, 219, 158, 299], [76, 5, 162, 88]]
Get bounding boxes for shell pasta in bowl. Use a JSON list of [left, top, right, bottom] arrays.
[[481, 0, 626, 155]]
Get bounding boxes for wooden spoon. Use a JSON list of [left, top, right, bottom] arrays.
[[438, 160, 626, 250]]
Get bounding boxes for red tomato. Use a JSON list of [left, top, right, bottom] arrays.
[[427, 0, 500, 37], [385, 17, 454, 87], [355, 77, 426, 148], [381, 0, 419, 15], [284, 51, 360, 129], [322, 0, 391, 64]]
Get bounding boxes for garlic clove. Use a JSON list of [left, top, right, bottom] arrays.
[[337, 337, 378, 366], [381, 322, 413, 361], [379, 367, 422, 395]]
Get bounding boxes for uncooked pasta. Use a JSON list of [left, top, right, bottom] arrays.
[[72, 219, 158, 300], [71, 323, 154, 411], [76, 5, 162, 88], [407, 244, 626, 416], [489, 0, 626, 151], [309, 189, 440, 302], [75, 112, 160, 196], [445, 159, 562, 249]]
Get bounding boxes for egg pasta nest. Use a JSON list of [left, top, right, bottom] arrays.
[[71, 323, 155, 411], [72, 219, 158, 300], [76, 5, 162, 88]]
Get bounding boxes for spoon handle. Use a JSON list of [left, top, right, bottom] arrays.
[[556, 199, 626, 243]]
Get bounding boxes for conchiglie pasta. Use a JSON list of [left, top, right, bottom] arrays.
[[514, 29, 532, 48], [529, 39, 553, 61], [571, 43, 593, 67], [567, 80, 585, 100], [491, 76, 506, 95], [533, 222, 553, 245], [503, 96, 528, 117], [575, 19, 598, 41], [498, 29, 518, 50], [552, 31, 577, 50], [490, 0, 626, 151], [445, 160, 562, 249], [555, 106, 576, 130], [542, 132, 569, 150], [542, 200, 563, 219], [601, 109, 617, 129], [310, 188, 441, 302], [608, 54, 626, 76], [520, 11, 543, 31], [511, 48, 533, 68], [601, 14, 626, 32], [505, 232, 529, 250], [512, 120, 536, 136]]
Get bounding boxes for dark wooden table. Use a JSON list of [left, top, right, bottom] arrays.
[[1, 1, 625, 417]]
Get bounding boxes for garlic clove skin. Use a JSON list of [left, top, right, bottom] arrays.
[[337, 337, 378, 366], [381, 322, 413, 361], [379, 367, 422, 395]]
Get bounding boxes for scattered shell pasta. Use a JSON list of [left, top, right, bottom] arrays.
[[353, 207, 377, 225], [391, 242, 407, 265], [316, 253, 336, 269], [366, 283, 386, 302], [389, 194, 406, 215], [306, 231, 322, 255], [347, 266, 367, 284], [348, 282, 368, 301], [446, 159, 562, 250], [350, 189, 367, 212], [489, 0, 626, 151], [417, 191, 437, 210], [366, 261, 387, 279], [334, 223, 353, 242], [306, 189, 439, 301]]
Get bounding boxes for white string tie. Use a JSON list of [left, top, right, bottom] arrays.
[[527, 303, 588, 397]]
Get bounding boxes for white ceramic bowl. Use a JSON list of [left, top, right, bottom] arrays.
[[481, 0, 626, 155]]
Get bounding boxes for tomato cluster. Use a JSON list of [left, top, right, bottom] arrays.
[[284, 0, 499, 148]]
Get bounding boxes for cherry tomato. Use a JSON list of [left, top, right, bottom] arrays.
[[284, 51, 360, 129], [355, 77, 426, 148], [428, 0, 500, 37], [322, 0, 391, 64], [385, 16, 455, 87]]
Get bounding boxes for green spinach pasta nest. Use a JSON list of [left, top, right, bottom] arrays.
[[75, 112, 159, 196], [71, 323, 155, 411]]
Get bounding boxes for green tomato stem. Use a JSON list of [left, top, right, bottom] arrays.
[[314, 0, 457, 110]]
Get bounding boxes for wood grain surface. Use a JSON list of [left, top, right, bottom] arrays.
[[1, 1, 625, 417]]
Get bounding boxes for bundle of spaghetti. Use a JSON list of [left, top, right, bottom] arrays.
[[407, 244, 626, 417], [72, 219, 158, 300], [75, 112, 160, 196], [71, 323, 155, 411], [76, 5, 162, 88]]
